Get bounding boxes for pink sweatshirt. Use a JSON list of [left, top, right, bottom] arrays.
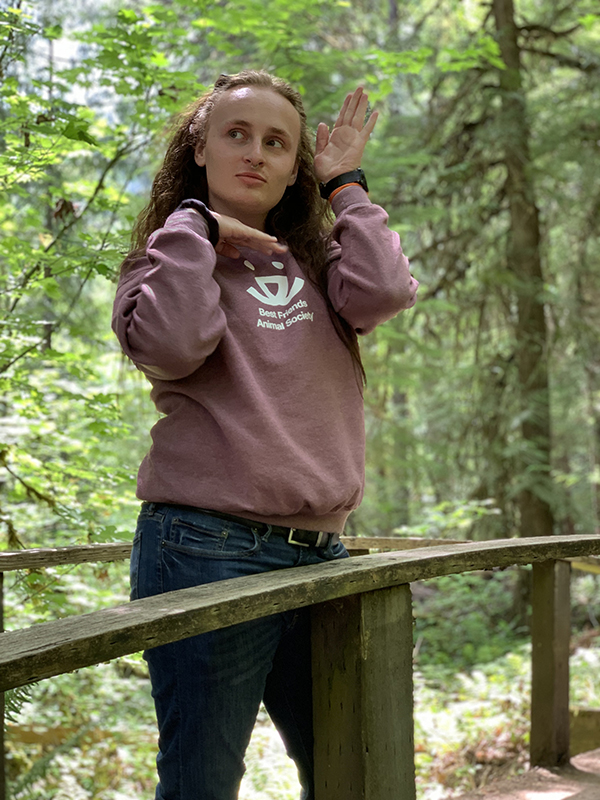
[[112, 186, 418, 533]]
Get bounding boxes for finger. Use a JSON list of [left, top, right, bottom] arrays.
[[358, 92, 370, 126], [262, 241, 288, 255], [363, 108, 379, 138], [235, 230, 278, 243], [239, 235, 288, 256], [334, 93, 352, 128], [215, 240, 241, 259], [269, 242, 288, 255], [228, 226, 279, 246], [349, 92, 369, 130], [315, 122, 329, 156], [342, 87, 364, 127]]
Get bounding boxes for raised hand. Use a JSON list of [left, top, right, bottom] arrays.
[[211, 213, 288, 259], [314, 86, 379, 185]]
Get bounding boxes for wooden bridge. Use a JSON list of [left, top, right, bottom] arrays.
[[1, 533, 600, 799]]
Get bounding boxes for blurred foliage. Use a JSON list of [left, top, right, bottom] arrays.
[[414, 571, 528, 671], [5, 577, 600, 797], [2, 0, 598, 542], [3, 0, 597, 555]]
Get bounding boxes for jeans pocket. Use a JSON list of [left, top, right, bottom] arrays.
[[163, 516, 262, 560]]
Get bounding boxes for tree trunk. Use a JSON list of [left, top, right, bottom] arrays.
[[492, 0, 554, 538]]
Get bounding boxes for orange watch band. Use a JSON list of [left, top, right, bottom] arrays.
[[327, 182, 362, 202]]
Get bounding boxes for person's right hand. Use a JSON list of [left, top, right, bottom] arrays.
[[211, 213, 288, 259]]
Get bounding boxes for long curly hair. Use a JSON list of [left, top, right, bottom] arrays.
[[122, 70, 364, 383]]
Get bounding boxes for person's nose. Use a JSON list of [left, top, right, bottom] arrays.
[[243, 138, 264, 167]]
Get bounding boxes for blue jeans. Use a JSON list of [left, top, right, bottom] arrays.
[[130, 502, 349, 800]]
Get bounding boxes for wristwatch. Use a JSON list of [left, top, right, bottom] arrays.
[[176, 199, 220, 247], [319, 168, 368, 199]]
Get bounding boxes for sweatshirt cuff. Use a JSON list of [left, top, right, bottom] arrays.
[[330, 184, 371, 216], [175, 199, 220, 246], [164, 208, 214, 243]]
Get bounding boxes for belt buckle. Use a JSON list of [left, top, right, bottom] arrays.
[[287, 528, 310, 547]]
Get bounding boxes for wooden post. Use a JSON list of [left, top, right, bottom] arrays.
[[531, 559, 571, 766], [347, 547, 371, 557], [311, 585, 415, 800]]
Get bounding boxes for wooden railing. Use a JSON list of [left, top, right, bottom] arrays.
[[1, 534, 600, 800]]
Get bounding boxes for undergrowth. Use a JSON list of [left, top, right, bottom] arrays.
[[4, 567, 600, 799]]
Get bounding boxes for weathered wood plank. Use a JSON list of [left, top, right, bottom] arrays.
[[570, 709, 600, 756], [531, 560, 571, 767], [0, 543, 132, 572], [342, 537, 465, 551], [0, 535, 599, 692], [0, 537, 462, 573], [568, 556, 600, 575], [313, 595, 364, 798], [6, 724, 155, 746], [361, 586, 415, 800], [312, 586, 415, 800]]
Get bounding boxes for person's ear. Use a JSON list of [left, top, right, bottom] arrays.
[[194, 142, 206, 167], [287, 162, 299, 186]]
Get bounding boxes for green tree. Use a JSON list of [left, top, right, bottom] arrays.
[[353, 0, 600, 539]]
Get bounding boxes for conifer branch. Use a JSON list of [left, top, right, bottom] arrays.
[[521, 47, 599, 73], [518, 23, 580, 39]]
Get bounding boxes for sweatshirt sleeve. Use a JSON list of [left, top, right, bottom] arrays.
[[326, 185, 418, 335], [112, 208, 228, 381]]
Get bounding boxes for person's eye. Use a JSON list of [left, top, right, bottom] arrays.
[[266, 139, 284, 148], [228, 130, 244, 140]]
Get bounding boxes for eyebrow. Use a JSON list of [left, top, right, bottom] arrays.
[[226, 119, 292, 139]]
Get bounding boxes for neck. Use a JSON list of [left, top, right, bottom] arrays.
[[208, 197, 268, 232]]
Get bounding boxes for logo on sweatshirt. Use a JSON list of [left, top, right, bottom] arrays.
[[247, 275, 304, 307], [242, 259, 314, 331]]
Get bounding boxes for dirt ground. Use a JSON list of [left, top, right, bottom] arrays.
[[457, 749, 600, 799]]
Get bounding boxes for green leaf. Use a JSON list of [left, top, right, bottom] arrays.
[[578, 14, 599, 30], [62, 120, 98, 146], [150, 51, 169, 67], [117, 9, 140, 24], [43, 24, 63, 39], [191, 17, 213, 28], [40, 277, 61, 299]]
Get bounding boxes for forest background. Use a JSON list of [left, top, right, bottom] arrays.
[[1, 0, 599, 797]]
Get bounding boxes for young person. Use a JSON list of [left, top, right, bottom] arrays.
[[112, 70, 418, 800]]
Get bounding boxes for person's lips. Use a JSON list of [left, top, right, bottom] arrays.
[[236, 173, 267, 184]]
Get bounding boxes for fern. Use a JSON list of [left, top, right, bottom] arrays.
[[4, 685, 34, 726]]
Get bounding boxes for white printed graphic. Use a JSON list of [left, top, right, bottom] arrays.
[[247, 276, 304, 307], [272, 261, 284, 270], [243, 260, 255, 271], [256, 298, 313, 329]]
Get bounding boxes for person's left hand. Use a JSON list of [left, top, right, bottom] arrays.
[[211, 212, 288, 259], [314, 86, 379, 185]]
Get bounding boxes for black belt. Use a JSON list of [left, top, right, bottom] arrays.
[[198, 507, 339, 549]]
